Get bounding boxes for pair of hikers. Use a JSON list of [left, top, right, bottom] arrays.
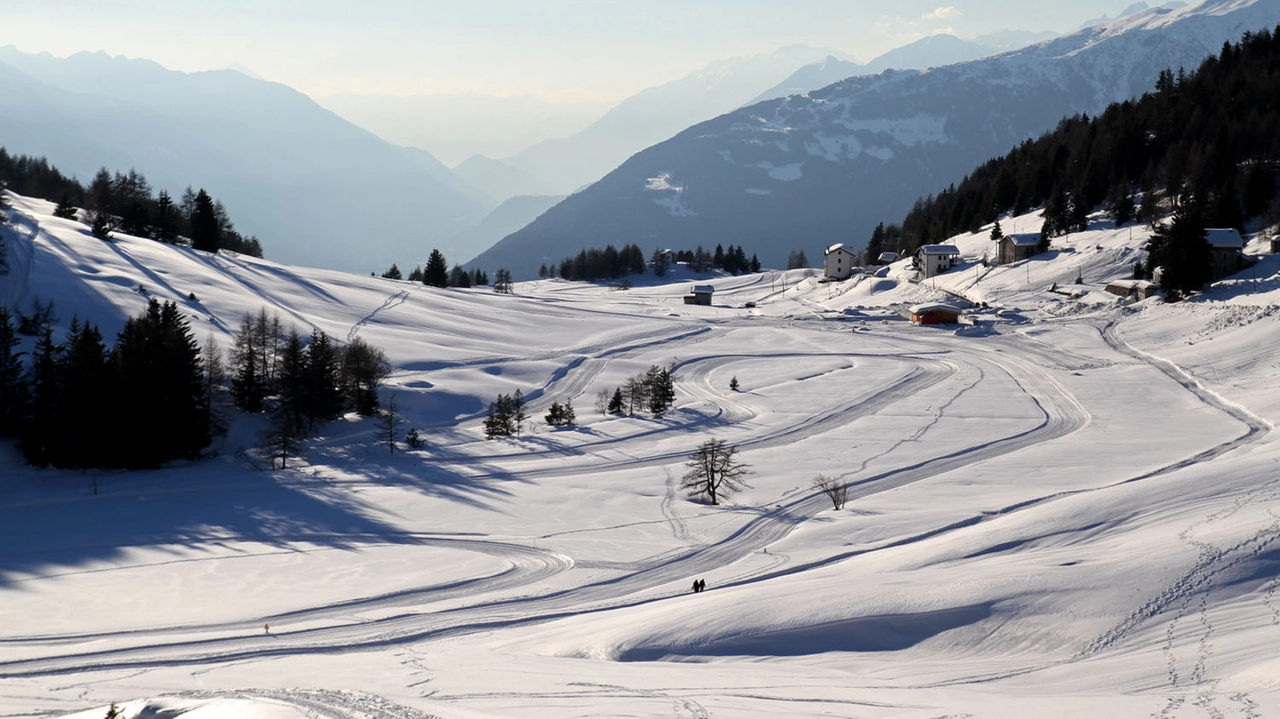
[[691, 578, 706, 593]]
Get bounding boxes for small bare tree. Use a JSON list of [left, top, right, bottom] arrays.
[[681, 439, 750, 505], [377, 392, 403, 453], [812, 473, 848, 510]]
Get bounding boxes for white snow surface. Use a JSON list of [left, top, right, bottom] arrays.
[[5, 192, 1280, 718]]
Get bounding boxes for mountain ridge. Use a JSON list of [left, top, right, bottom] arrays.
[[472, 0, 1279, 277]]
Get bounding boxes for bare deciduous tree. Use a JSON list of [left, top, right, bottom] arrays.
[[812, 473, 848, 510], [377, 392, 402, 453], [681, 439, 750, 505]]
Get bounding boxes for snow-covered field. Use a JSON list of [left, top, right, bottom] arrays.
[[5, 192, 1280, 718]]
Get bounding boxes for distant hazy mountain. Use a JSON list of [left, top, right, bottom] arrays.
[[0, 47, 488, 273], [315, 93, 611, 168], [452, 155, 550, 206], [450, 195, 565, 269], [971, 29, 1061, 52], [473, 0, 1280, 277], [748, 56, 864, 105], [491, 45, 851, 198], [750, 35, 999, 105]]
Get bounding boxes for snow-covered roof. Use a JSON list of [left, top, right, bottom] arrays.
[[825, 243, 850, 255], [909, 302, 961, 314], [690, 284, 715, 294], [877, 251, 899, 262], [918, 244, 961, 255], [1005, 235, 1040, 247], [1205, 228, 1244, 248]]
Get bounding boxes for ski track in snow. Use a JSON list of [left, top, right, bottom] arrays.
[[1, 211, 39, 307], [7, 260, 1280, 716], [348, 290, 410, 343], [0, 323, 1100, 679]]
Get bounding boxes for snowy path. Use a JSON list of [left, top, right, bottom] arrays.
[[0, 323, 1099, 679]]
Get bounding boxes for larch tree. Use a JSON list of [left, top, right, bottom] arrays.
[[681, 439, 750, 505]]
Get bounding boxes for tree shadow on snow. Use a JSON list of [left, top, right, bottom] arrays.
[[0, 450, 495, 588]]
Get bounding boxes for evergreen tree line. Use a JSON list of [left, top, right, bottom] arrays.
[[875, 27, 1280, 256], [484, 389, 528, 438], [383, 250, 507, 292], [655, 244, 762, 276], [0, 149, 262, 257], [0, 300, 210, 469], [596, 364, 676, 419], [540, 242, 763, 281], [540, 243, 646, 281], [228, 310, 391, 455], [0, 302, 392, 470], [483, 390, 578, 438]]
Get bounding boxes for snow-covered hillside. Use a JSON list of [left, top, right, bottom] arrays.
[[5, 191, 1280, 718]]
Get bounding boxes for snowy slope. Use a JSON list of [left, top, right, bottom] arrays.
[[5, 192, 1280, 718]]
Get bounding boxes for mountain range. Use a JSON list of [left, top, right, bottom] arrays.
[[0, 47, 490, 274], [473, 0, 1280, 277]]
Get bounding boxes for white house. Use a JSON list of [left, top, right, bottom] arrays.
[[917, 244, 961, 278], [824, 243, 858, 281]]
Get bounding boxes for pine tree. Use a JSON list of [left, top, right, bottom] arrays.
[[275, 328, 308, 437], [52, 193, 78, 220], [423, 249, 449, 288], [646, 364, 675, 418], [153, 189, 180, 243], [484, 393, 514, 438], [448, 264, 471, 287], [382, 263, 403, 280], [111, 300, 210, 467], [1147, 191, 1211, 294], [190, 189, 221, 253], [0, 305, 26, 435], [866, 222, 886, 262], [304, 329, 344, 429], [545, 400, 576, 427], [651, 248, 670, 277], [57, 319, 112, 467], [90, 211, 113, 241], [232, 345, 265, 413], [511, 388, 527, 436], [20, 328, 61, 467], [729, 375, 739, 391], [606, 387, 624, 415]]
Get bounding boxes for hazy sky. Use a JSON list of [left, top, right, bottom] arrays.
[[6, 1, 1139, 102]]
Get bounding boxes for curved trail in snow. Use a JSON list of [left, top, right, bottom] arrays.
[[0, 327, 1096, 679]]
